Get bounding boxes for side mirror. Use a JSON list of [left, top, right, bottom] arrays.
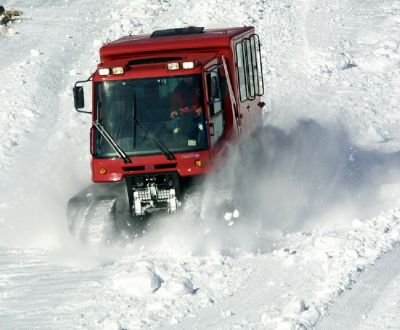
[[73, 86, 85, 109], [73, 74, 93, 114]]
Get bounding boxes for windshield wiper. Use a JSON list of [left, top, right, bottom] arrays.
[[131, 90, 175, 161], [93, 121, 131, 163], [132, 118, 176, 160]]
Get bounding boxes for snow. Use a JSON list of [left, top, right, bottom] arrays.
[[318, 244, 400, 329], [0, 0, 400, 328]]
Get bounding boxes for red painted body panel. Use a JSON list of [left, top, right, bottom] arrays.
[[99, 27, 253, 62], [92, 150, 212, 182]]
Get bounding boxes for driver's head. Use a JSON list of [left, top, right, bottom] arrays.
[[182, 76, 193, 85]]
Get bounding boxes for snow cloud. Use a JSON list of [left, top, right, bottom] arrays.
[[141, 119, 400, 255]]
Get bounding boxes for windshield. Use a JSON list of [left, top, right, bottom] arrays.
[[94, 75, 207, 158]]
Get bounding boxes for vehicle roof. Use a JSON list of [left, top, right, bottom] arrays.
[[99, 26, 254, 62]]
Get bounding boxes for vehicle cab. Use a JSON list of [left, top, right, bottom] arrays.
[[73, 26, 264, 216]]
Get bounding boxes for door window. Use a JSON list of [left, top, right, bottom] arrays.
[[206, 68, 226, 146]]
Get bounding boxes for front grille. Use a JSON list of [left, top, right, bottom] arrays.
[[123, 165, 146, 172], [154, 163, 177, 170]]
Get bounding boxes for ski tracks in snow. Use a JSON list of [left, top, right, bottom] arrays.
[[169, 210, 400, 329], [317, 244, 400, 329]]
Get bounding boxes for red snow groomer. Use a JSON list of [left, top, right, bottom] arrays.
[[72, 26, 264, 220]]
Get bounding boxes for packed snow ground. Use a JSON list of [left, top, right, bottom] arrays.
[[318, 244, 400, 329], [0, 0, 400, 329]]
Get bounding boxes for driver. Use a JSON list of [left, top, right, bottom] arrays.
[[170, 76, 203, 138]]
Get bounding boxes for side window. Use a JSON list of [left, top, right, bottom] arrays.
[[250, 36, 260, 95], [236, 43, 247, 102], [206, 69, 226, 145], [245, 39, 255, 99], [235, 34, 264, 102], [253, 34, 264, 96]]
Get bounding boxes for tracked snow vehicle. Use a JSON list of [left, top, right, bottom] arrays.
[[71, 26, 264, 224]]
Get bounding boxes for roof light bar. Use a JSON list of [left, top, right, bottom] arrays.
[[98, 68, 111, 76], [182, 61, 195, 69], [112, 67, 125, 75], [167, 62, 180, 70]]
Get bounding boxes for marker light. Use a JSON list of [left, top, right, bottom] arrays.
[[195, 160, 202, 167], [99, 167, 107, 175], [182, 61, 195, 69], [112, 67, 125, 75], [167, 62, 180, 70], [98, 68, 111, 76]]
